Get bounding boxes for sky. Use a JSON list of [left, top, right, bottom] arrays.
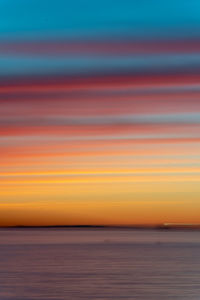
[[0, 0, 200, 226]]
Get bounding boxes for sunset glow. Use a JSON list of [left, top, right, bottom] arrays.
[[1, 0, 200, 226]]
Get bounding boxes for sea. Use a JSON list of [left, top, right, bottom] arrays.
[[0, 228, 200, 300]]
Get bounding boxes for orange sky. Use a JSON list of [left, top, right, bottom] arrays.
[[1, 74, 200, 226], [2, 0, 200, 227]]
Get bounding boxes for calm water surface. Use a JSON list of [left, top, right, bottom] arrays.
[[0, 229, 200, 300]]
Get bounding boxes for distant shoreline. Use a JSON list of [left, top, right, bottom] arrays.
[[1, 225, 200, 230]]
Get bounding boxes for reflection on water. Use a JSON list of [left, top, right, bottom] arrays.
[[0, 229, 200, 299]]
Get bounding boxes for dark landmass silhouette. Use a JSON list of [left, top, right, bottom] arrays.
[[1, 224, 200, 230]]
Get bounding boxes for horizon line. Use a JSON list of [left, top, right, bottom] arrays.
[[1, 224, 200, 229]]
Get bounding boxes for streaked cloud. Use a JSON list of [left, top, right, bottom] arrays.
[[0, 0, 200, 226]]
